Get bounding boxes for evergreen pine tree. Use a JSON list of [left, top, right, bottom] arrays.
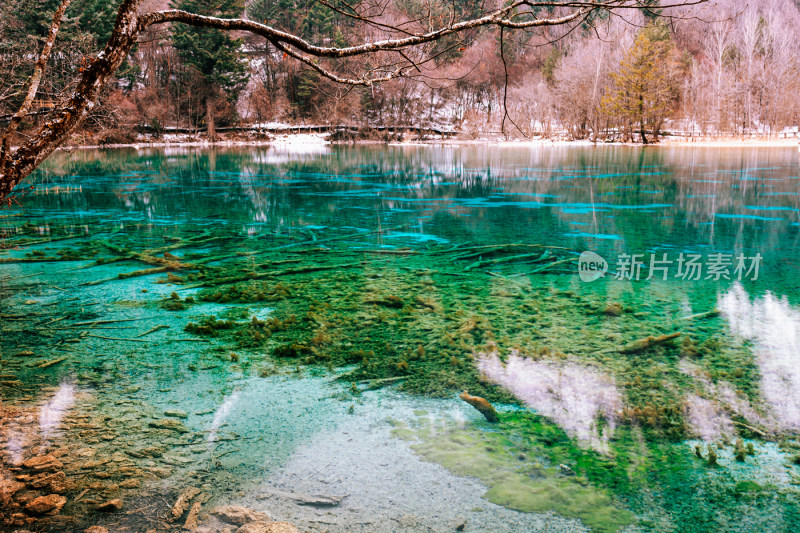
[[601, 27, 677, 143], [248, 0, 341, 42], [171, 0, 248, 140], [0, 0, 90, 104]]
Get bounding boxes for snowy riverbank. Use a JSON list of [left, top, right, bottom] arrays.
[[54, 130, 800, 152]]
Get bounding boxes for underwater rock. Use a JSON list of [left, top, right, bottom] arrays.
[[146, 466, 172, 478], [183, 500, 204, 530], [212, 505, 271, 525], [235, 523, 299, 533], [25, 494, 66, 515], [0, 474, 24, 506], [119, 478, 140, 489], [96, 499, 123, 512], [164, 409, 188, 419], [27, 471, 68, 493], [138, 445, 167, 458], [22, 454, 63, 472], [459, 392, 499, 423], [6, 516, 29, 529], [170, 487, 202, 521]]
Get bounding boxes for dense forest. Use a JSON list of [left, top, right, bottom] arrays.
[[1, 0, 799, 143]]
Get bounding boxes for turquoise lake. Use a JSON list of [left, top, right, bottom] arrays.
[[1, 145, 799, 532]]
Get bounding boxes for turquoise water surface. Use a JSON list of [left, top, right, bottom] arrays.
[[1, 145, 799, 532]]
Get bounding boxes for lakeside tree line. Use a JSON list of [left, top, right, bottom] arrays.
[[1, 0, 799, 143]]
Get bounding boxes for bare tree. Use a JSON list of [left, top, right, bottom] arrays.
[[554, 16, 633, 141], [760, 1, 800, 136], [0, 0, 712, 203], [704, 17, 732, 134]]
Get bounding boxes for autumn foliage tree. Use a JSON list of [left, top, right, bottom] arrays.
[[602, 26, 679, 143]]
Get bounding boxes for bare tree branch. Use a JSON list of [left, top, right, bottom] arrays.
[[140, 3, 587, 58]]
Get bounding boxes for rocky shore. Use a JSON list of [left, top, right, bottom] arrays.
[[0, 389, 300, 532]]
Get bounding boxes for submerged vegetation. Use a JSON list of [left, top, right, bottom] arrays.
[[3, 217, 797, 531], [394, 410, 800, 532], [3, 147, 800, 531]]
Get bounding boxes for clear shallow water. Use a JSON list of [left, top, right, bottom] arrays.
[[1, 145, 800, 532], [14, 145, 800, 292]]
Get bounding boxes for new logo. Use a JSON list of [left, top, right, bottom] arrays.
[[578, 251, 608, 282]]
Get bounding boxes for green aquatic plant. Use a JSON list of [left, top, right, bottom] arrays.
[[59, 220, 767, 444], [184, 315, 235, 336], [274, 342, 313, 358], [681, 336, 700, 358], [162, 300, 186, 311], [602, 302, 623, 317], [734, 480, 762, 494], [734, 438, 747, 462], [160, 291, 197, 311], [707, 446, 718, 466], [394, 411, 634, 532], [199, 280, 293, 303]]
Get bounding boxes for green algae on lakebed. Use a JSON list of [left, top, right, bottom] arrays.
[[392, 411, 635, 532], [3, 145, 800, 532], [58, 226, 794, 531], [392, 410, 800, 532], [175, 248, 762, 441]]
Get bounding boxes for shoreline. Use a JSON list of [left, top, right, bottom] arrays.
[[52, 132, 800, 152]]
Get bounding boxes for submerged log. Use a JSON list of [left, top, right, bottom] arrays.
[[460, 391, 499, 423], [464, 251, 550, 271], [528, 257, 577, 274], [731, 420, 769, 438], [619, 332, 681, 354], [135, 324, 170, 338], [257, 488, 344, 507], [197, 262, 363, 287], [36, 356, 68, 368], [679, 309, 719, 321]]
